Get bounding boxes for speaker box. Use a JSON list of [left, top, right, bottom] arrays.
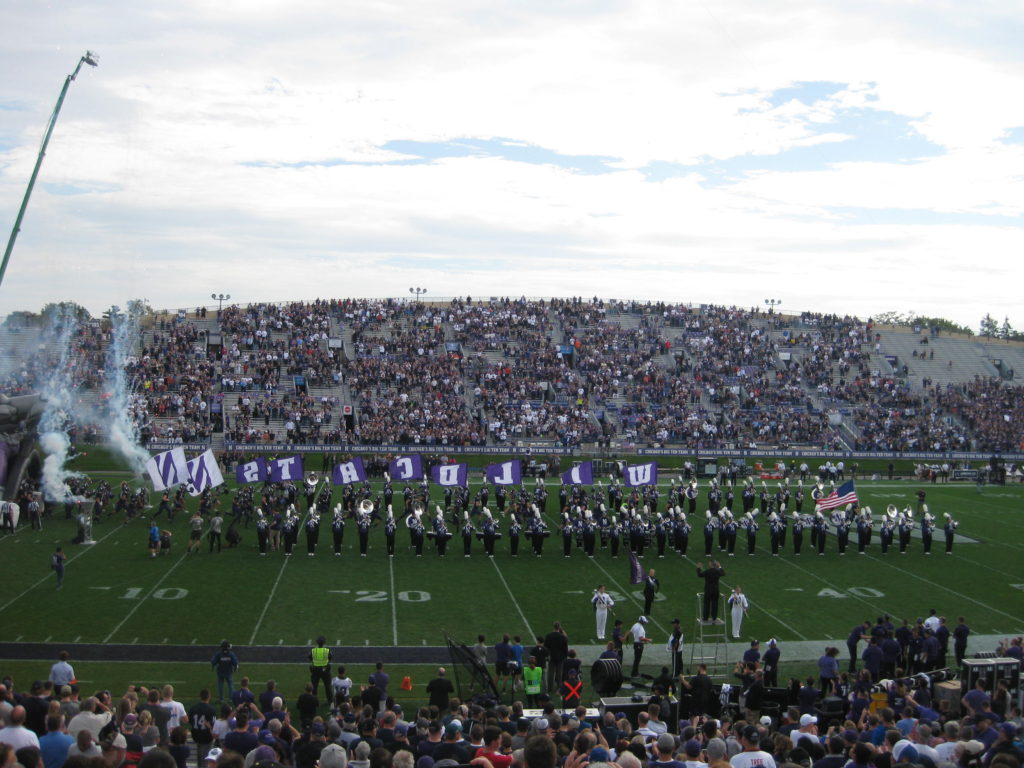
[[591, 658, 624, 697]]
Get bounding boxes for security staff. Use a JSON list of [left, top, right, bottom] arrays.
[[309, 636, 332, 699]]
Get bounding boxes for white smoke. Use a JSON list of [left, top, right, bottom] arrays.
[[105, 309, 151, 476], [38, 310, 84, 501]]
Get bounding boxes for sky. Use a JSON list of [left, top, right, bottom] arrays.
[[1, 1, 1022, 331]]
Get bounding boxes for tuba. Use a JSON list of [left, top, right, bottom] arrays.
[[358, 498, 374, 519]]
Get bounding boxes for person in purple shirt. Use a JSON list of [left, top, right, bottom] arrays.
[[862, 638, 883, 681], [847, 622, 870, 674], [369, 661, 390, 706], [962, 678, 991, 717], [881, 633, 901, 679], [742, 640, 761, 665]]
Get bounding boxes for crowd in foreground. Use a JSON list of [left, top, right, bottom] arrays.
[[1, 634, 1023, 768]]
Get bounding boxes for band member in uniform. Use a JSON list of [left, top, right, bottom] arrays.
[[642, 568, 659, 616], [529, 508, 547, 556], [814, 511, 827, 555], [723, 511, 738, 556], [834, 509, 849, 555], [685, 480, 699, 515], [880, 506, 896, 554], [582, 510, 596, 557], [592, 585, 615, 640], [674, 510, 690, 555], [481, 509, 499, 556], [283, 508, 298, 556], [256, 510, 269, 555], [356, 503, 372, 556], [742, 481, 756, 514], [744, 511, 758, 555], [461, 512, 475, 558], [433, 508, 451, 556], [792, 510, 805, 555], [703, 511, 716, 556], [561, 512, 573, 558], [384, 507, 397, 556], [331, 505, 345, 555], [768, 511, 783, 555], [728, 586, 749, 639], [508, 515, 521, 557], [898, 508, 913, 554], [857, 508, 873, 554], [943, 513, 958, 554], [920, 506, 935, 554], [407, 507, 424, 557], [654, 513, 667, 558], [608, 515, 621, 558], [305, 507, 320, 556]]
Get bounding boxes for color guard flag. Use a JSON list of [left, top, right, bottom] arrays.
[[332, 457, 368, 485], [235, 457, 268, 485], [388, 454, 424, 482], [561, 461, 594, 485], [431, 462, 468, 487], [815, 480, 859, 511], [485, 460, 522, 485], [185, 450, 225, 496], [146, 447, 188, 491], [269, 455, 304, 482], [629, 551, 644, 584], [623, 461, 658, 487]]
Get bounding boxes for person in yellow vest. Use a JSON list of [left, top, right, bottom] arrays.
[[523, 656, 543, 708], [309, 636, 333, 699]]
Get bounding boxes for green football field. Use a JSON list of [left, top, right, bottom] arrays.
[[1, 475, 1022, 657]]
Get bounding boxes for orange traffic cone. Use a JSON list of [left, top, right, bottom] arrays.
[[401, 675, 413, 691]]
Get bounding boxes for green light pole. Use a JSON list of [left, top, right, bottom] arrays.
[[0, 51, 99, 289]]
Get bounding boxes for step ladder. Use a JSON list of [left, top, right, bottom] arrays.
[[690, 592, 728, 676]]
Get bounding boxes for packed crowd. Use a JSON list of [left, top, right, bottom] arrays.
[[2, 298, 1024, 452]]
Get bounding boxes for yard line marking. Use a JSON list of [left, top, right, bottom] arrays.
[[588, 557, 669, 637], [43, 635, 51, 642], [864, 553, 1024, 624], [489, 556, 535, 640], [191, 639, 197, 645], [388, 556, 398, 646], [0, 524, 121, 614], [947, 552, 1020, 581], [680, 553, 810, 641], [73, 635, 81, 642], [103, 552, 188, 643], [14, 635, 21, 642]]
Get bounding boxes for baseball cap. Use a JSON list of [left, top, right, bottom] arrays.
[[759, 716, 772, 727], [799, 714, 817, 727], [259, 729, 276, 745], [895, 744, 919, 763], [639, 616, 649, 624], [253, 747, 277, 763], [123, 714, 138, 728], [590, 748, 610, 762], [534, 718, 549, 730], [657, 733, 676, 753], [999, 722, 1018, 739], [684, 739, 703, 757], [205, 748, 223, 763], [319, 745, 347, 768], [961, 741, 985, 756], [394, 723, 409, 737], [310, 722, 326, 736]]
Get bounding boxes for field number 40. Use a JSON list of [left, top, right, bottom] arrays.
[[120, 587, 188, 600], [817, 587, 885, 599]]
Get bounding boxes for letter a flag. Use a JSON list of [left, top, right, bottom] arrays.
[[561, 461, 594, 485]]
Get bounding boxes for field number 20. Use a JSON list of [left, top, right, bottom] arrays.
[[817, 587, 885, 599], [352, 590, 432, 602], [119, 587, 188, 600]]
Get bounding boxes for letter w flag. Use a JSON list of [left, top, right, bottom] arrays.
[[623, 461, 658, 487], [146, 447, 188, 491], [561, 461, 594, 485], [485, 460, 521, 485], [815, 480, 859, 511], [431, 463, 468, 487], [186, 450, 225, 496], [332, 457, 368, 485]]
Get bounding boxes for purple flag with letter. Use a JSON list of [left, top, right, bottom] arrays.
[[485, 460, 521, 486], [186, 449, 225, 497], [623, 461, 658, 487], [430, 462, 468, 487], [236, 457, 268, 485], [561, 461, 594, 486], [629, 551, 644, 584], [388, 455, 423, 482], [269, 455, 304, 482], [332, 457, 368, 485]]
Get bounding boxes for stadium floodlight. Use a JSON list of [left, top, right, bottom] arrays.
[[211, 293, 231, 317], [410, 287, 428, 300], [764, 298, 782, 312], [0, 51, 99, 290]]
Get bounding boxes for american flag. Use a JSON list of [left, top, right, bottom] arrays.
[[815, 480, 859, 511]]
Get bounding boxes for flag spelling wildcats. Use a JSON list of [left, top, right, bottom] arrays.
[[185, 449, 225, 496], [561, 461, 594, 486], [332, 457, 368, 485], [430, 462, 468, 487], [235, 457, 268, 485], [388, 454, 424, 482], [146, 447, 188, 491], [269, 455, 304, 482], [485, 460, 522, 485], [623, 461, 657, 487], [815, 480, 859, 511]]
